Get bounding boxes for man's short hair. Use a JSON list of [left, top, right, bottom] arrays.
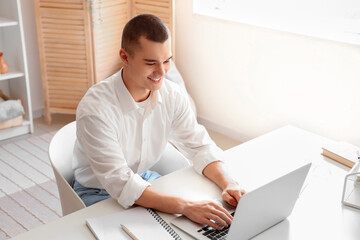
[[121, 14, 169, 56]]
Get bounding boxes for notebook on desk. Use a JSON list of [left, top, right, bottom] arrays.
[[86, 207, 181, 240]]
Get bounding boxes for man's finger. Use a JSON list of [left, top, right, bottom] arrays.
[[204, 219, 224, 231], [222, 192, 238, 207], [227, 197, 238, 207], [212, 202, 233, 220], [208, 213, 229, 228], [231, 190, 242, 202]]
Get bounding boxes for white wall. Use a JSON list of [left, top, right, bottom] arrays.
[[21, 0, 360, 145], [20, 0, 44, 118], [175, 0, 360, 145]]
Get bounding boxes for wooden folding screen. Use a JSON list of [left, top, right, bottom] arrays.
[[90, 0, 129, 84], [34, 0, 94, 123], [34, 0, 174, 124]]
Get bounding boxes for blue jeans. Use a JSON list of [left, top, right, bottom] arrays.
[[73, 170, 161, 207]]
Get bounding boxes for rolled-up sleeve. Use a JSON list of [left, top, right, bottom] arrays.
[[169, 93, 224, 175], [77, 116, 150, 208]]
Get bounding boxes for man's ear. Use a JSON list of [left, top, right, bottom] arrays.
[[119, 48, 129, 66]]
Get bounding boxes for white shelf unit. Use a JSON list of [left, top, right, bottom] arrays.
[[0, 0, 33, 140]]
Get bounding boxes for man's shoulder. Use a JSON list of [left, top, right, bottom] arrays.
[[88, 72, 120, 97], [77, 72, 121, 117]]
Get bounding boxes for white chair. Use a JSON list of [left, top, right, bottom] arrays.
[[151, 142, 192, 176], [49, 121, 191, 216], [49, 121, 85, 216]]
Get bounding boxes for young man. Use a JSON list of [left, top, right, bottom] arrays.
[[72, 14, 245, 230]]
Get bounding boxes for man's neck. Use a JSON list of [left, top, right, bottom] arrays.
[[122, 68, 151, 102]]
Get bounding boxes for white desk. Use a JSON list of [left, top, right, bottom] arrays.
[[11, 126, 360, 240]]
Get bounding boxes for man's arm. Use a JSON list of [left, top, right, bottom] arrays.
[[134, 161, 245, 230], [203, 161, 246, 207], [135, 186, 233, 230]]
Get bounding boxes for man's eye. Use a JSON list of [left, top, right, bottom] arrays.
[[146, 63, 155, 66]]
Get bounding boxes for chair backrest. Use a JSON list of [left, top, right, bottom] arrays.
[[151, 142, 192, 176], [49, 121, 85, 216]]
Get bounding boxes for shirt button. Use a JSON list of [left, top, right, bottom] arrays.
[[143, 138, 146, 142]]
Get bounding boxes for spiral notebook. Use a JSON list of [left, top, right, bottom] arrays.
[[86, 207, 182, 240]]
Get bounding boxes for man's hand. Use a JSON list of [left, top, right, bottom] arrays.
[[182, 200, 233, 230], [203, 161, 246, 206], [222, 182, 246, 206], [135, 187, 232, 230]]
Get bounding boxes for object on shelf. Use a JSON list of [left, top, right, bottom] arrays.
[[0, 52, 9, 74], [342, 152, 360, 210], [0, 90, 24, 130]]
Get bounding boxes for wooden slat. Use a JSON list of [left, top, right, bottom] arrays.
[[45, 48, 85, 55], [48, 96, 85, 103], [49, 94, 85, 100], [46, 57, 87, 65], [49, 99, 82, 105], [44, 43, 86, 50], [41, 23, 84, 31], [44, 52, 86, 60], [41, 18, 84, 26], [48, 92, 86, 99], [50, 104, 79, 109], [39, 0, 83, 3], [46, 66, 88, 74], [95, 48, 121, 59], [39, 3, 82, 10], [47, 78, 88, 84], [45, 61, 87, 69], [49, 107, 76, 114], [49, 98, 84, 104], [133, 0, 170, 8], [39, 9, 85, 19], [42, 28, 85, 35], [92, 0, 128, 8], [39, 0, 83, 10], [43, 34, 86, 42], [46, 71, 87, 79], [50, 98, 84, 105], [48, 86, 88, 92], [93, 32, 122, 43], [49, 99, 83, 105], [48, 81, 88, 87]]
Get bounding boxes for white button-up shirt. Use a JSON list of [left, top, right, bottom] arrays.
[[73, 69, 223, 208]]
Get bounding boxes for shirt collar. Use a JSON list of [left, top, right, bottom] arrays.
[[115, 68, 162, 114]]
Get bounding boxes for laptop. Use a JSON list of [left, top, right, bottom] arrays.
[[171, 163, 312, 240]]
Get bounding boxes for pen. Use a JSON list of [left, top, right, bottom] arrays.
[[120, 224, 139, 240]]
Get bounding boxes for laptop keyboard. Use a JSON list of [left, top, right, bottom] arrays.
[[196, 212, 234, 240]]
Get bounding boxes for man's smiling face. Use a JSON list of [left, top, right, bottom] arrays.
[[121, 36, 172, 102]]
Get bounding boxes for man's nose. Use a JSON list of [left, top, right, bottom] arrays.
[[155, 63, 166, 76]]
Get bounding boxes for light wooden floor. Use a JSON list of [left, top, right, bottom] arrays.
[[206, 129, 242, 150], [0, 114, 76, 145]]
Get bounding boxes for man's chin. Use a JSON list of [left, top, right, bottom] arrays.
[[148, 78, 163, 90]]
